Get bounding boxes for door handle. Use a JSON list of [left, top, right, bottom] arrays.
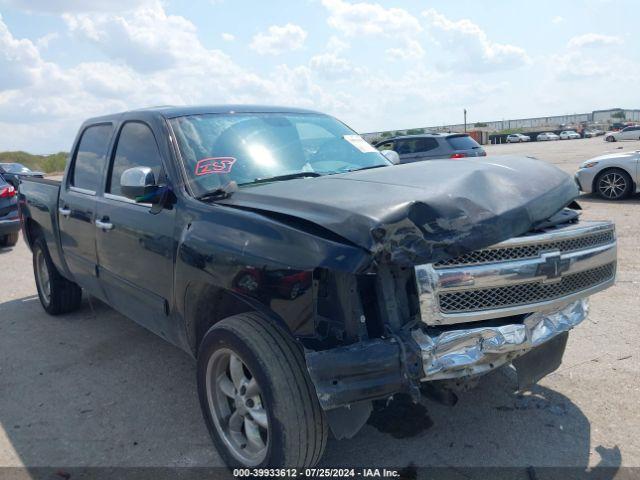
[[58, 207, 71, 217], [95, 219, 114, 231]]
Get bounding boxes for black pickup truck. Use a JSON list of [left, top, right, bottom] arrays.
[[19, 106, 617, 468]]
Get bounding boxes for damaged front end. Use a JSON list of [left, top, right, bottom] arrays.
[[305, 220, 617, 439]]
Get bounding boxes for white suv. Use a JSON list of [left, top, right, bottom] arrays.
[[605, 125, 640, 142]]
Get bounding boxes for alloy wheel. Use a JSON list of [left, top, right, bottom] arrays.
[[598, 172, 627, 200], [206, 348, 269, 465], [35, 248, 51, 305]]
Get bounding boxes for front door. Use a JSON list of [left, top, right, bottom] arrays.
[[58, 123, 113, 300], [95, 121, 175, 337]]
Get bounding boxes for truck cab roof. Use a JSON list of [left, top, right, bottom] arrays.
[[83, 105, 324, 125]]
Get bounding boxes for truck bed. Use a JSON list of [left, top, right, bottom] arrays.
[[18, 176, 63, 268]]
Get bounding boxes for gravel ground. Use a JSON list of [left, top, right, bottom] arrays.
[[0, 137, 639, 473]]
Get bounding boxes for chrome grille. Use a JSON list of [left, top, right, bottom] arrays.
[[434, 228, 614, 268], [415, 221, 617, 325], [439, 263, 615, 314]]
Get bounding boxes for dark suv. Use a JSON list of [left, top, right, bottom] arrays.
[[375, 133, 486, 163], [0, 174, 20, 247]]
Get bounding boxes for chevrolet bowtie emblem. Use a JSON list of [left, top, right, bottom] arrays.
[[537, 251, 571, 283]]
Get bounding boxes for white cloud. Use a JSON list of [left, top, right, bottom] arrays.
[[322, 0, 421, 36], [63, 2, 230, 73], [309, 52, 360, 80], [249, 23, 307, 55], [35, 32, 59, 48], [322, 0, 422, 36], [0, 14, 45, 90], [386, 38, 424, 60], [552, 16, 564, 24], [0, 0, 153, 13], [326, 35, 349, 54], [422, 9, 530, 72], [221, 32, 235, 42], [567, 33, 623, 49]]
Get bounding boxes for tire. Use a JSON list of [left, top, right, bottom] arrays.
[[0, 232, 19, 247], [594, 169, 632, 201], [606, 136, 615, 142], [32, 237, 82, 315], [197, 312, 327, 468]]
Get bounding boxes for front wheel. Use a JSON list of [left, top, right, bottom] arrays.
[[197, 313, 327, 468], [595, 169, 632, 201], [33, 237, 82, 315], [606, 136, 615, 142]]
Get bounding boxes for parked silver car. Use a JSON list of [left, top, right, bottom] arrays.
[[506, 133, 531, 143], [575, 150, 639, 200], [559, 130, 581, 140], [604, 125, 640, 142], [537, 132, 559, 141]]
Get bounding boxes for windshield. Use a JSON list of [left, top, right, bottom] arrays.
[[0, 163, 29, 173], [446, 135, 480, 150], [169, 113, 390, 196]]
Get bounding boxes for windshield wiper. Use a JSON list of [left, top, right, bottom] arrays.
[[195, 181, 238, 201], [327, 164, 389, 174], [244, 172, 322, 185]]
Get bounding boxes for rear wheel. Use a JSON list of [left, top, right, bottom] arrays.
[[33, 237, 82, 315], [197, 312, 327, 468], [0, 232, 19, 247], [595, 169, 632, 201]]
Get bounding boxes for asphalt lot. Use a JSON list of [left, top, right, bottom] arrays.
[[1, 137, 639, 473]]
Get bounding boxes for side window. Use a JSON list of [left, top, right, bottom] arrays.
[[376, 141, 394, 151], [413, 138, 439, 153], [71, 124, 113, 192], [108, 122, 163, 197], [395, 140, 413, 155]]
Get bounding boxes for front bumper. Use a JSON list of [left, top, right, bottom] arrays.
[[575, 168, 596, 193], [411, 299, 587, 381], [0, 218, 20, 235], [306, 299, 588, 410]]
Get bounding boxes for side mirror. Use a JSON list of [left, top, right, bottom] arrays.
[[120, 167, 159, 202], [381, 149, 400, 165]]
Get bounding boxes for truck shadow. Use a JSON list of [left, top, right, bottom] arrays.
[[322, 369, 622, 476], [0, 295, 622, 476]]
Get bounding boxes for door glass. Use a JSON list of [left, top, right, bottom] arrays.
[[376, 141, 394, 151], [71, 124, 113, 192], [413, 138, 439, 153], [108, 122, 163, 197], [395, 140, 413, 154]]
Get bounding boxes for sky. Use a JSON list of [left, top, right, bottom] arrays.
[[0, 0, 638, 153]]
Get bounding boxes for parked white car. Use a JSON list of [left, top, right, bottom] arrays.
[[604, 125, 640, 142], [559, 130, 581, 140], [575, 150, 639, 200], [537, 132, 559, 141], [506, 133, 531, 143]]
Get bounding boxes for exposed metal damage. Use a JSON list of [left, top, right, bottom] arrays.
[[219, 153, 614, 439]]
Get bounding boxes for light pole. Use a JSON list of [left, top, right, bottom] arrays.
[[464, 109, 467, 133]]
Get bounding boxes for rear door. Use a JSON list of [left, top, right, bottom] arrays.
[[412, 137, 441, 160], [620, 127, 637, 140], [95, 120, 175, 336], [58, 123, 113, 299]]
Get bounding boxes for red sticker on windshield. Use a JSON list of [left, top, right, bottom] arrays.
[[195, 157, 236, 176]]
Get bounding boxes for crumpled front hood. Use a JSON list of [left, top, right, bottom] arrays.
[[219, 155, 579, 266]]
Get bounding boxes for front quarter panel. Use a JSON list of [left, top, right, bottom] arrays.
[[174, 200, 373, 342]]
